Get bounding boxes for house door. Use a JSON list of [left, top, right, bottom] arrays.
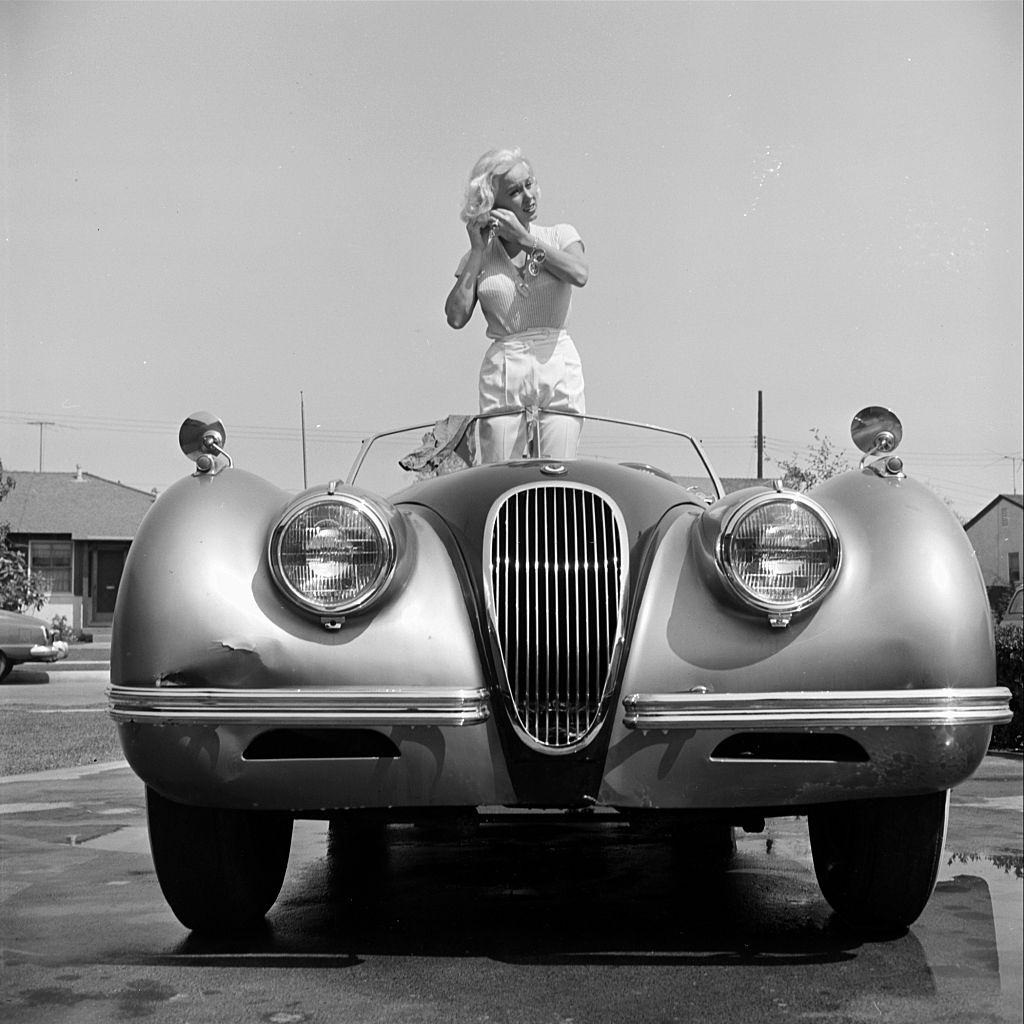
[[93, 548, 125, 622]]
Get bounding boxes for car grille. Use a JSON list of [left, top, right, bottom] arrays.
[[486, 484, 627, 749]]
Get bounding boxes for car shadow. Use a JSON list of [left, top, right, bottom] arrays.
[[131, 821, 1011, 1014], [1, 668, 52, 685], [174, 822, 880, 967]]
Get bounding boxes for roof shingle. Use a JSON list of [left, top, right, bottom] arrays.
[[1, 471, 155, 540]]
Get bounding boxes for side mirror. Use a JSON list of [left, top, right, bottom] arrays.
[[179, 412, 231, 470], [850, 406, 902, 456]]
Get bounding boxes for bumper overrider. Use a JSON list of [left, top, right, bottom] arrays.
[[108, 684, 1011, 731]]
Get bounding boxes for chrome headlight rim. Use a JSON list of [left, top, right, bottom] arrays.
[[268, 492, 399, 617], [715, 491, 842, 616]]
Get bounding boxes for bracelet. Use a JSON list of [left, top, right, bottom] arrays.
[[526, 246, 547, 278]]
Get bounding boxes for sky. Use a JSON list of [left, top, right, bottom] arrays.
[[2, 1, 1021, 518]]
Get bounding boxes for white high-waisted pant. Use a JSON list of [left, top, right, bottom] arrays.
[[478, 328, 586, 462]]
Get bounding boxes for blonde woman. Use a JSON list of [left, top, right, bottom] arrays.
[[445, 148, 589, 462]]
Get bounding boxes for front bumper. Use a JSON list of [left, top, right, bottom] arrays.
[[108, 684, 490, 727], [109, 682, 1009, 813], [621, 687, 1013, 730], [29, 640, 69, 664], [109, 684, 1012, 731]]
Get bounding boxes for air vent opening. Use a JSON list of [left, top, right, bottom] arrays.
[[710, 733, 869, 763], [244, 729, 400, 760]]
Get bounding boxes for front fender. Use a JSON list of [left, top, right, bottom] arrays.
[[618, 469, 994, 699], [111, 468, 488, 695], [600, 470, 999, 808]]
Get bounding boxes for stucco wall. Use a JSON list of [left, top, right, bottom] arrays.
[[35, 596, 81, 632]]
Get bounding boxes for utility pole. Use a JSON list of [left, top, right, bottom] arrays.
[[756, 391, 764, 479], [28, 420, 55, 472], [300, 392, 308, 489]]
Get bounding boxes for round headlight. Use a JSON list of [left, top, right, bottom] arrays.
[[269, 495, 398, 615], [717, 494, 841, 616]]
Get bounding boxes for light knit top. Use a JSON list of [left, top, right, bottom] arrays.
[[456, 222, 582, 340]]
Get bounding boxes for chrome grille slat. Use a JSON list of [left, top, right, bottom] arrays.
[[486, 484, 626, 749]]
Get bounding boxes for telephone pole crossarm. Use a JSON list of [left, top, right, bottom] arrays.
[[27, 420, 55, 472]]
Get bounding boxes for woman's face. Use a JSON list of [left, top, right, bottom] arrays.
[[493, 162, 538, 226]]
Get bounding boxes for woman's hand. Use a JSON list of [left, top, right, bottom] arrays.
[[467, 218, 495, 252], [488, 208, 532, 248]]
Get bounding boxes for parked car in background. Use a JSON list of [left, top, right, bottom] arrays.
[[0, 609, 69, 680], [108, 406, 1011, 936], [1000, 585, 1023, 630]]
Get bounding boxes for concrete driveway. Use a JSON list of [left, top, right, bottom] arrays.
[[0, 749, 1020, 1024]]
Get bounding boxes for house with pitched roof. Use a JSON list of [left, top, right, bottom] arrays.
[[1, 469, 155, 629], [964, 493, 1023, 591]]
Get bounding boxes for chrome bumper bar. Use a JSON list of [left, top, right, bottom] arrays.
[[108, 685, 491, 727], [622, 687, 1013, 730], [30, 641, 69, 663]]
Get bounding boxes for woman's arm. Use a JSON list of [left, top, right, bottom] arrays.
[[445, 259, 481, 328], [445, 222, 490, 328], [529, 239, 588, 288], [489, 209, 589, 288]]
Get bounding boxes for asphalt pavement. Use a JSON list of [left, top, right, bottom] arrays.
[[0, 661, 1021, 1024]]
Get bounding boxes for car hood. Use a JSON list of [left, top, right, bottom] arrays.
[[390, 457, 710, 541]]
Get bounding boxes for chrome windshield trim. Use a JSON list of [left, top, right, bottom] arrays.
[[622, 687, 1013, 730], [108, 685, 491, 727], [346, 411, 724, 497]]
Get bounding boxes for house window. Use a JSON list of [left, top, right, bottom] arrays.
[[29, 540, 73, 594], [1010, 552, 1021, 587]]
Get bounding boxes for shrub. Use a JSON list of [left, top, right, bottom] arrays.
[[50, 614, 79, 643], [987, 585, 1013, 621], [0, 549, 48, 613], [990, 625, 1023, 752], [1, 462, 49, 612]]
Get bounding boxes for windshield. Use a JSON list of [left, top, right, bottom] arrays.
[[347, 410, 723, 500]]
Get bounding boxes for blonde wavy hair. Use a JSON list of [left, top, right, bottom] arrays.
[[459, 147, 535, 225]]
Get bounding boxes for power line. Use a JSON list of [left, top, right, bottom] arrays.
[[0, 410, 368, 444]]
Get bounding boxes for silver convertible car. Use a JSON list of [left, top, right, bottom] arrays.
[[108, 406, 1011, 935]]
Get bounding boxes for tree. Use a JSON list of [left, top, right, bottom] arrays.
[[770, 431, 967, 524], [771, 429, 850, 492], [0, 460, 48, 612]]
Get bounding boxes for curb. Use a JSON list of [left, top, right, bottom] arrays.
[[0, 760, 129, 785]]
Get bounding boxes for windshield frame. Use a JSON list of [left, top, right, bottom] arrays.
[[345, 410, 725, 499]]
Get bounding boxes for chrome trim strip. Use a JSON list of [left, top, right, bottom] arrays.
[[622, 687, 1014, 730], [108, 685, 491, 727]]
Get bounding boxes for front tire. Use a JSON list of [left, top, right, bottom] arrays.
[[808, 790, 949, 934], [0, 652, 12, 681], [146, 786, 293, 933]]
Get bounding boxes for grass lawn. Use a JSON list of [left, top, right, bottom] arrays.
[[0, 709, 124, 776]]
